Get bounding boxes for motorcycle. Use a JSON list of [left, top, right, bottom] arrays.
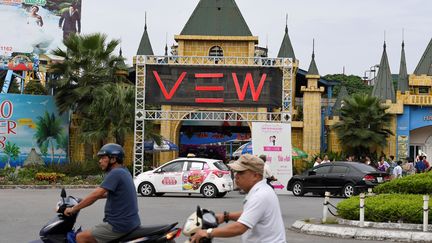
[[29, 188, 181, 243], [182, 206, 219, 243]]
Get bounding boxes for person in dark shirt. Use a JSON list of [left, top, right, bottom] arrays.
[[64, 143, 140, 243], [415, 155, 427, 173], [58, 4, 81, 41]]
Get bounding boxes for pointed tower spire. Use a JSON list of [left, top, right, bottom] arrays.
[[372, 41, 396, 102], [164, 33, 168, 56], [115, 47, 128, 76], [137, 12, 154, 55], [277, 14, 295, 59], [307, 39, 319, 76], [414, 38, 432, 75], [332, 86, 349, 116], [398, 33, 409, 93], [180, 0, 252, 36]]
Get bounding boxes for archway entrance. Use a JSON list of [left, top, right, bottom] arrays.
[[178, 120, 250, 161], [409, 126, 432, 159]]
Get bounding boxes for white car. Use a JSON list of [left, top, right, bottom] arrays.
[[134, 157, 233, 198]]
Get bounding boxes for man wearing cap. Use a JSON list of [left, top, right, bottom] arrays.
[[190, 154, 286, 243]]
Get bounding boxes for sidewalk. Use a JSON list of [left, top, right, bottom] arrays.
[[292, 219, 432, 242]]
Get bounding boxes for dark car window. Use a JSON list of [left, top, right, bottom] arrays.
[[213, 161, 230, 171], [313, 165, 331, 174], [161, 161, 184, 173], [351, 163, 379, 173], [331, 165, 349, 174]]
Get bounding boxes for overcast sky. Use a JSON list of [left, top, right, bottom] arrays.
[[82, 0, 432, 78]]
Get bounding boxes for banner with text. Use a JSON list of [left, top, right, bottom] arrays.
[[252, 122, 292, 194], [145, 64, 282, 107]]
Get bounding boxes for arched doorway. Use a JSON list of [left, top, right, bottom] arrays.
[[409, 126, 432, 159], [172, 110, 251, 162]]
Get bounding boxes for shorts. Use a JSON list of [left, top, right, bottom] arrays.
[[91, 222, 127, 243]]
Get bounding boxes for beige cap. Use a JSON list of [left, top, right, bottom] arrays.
[[228, 154, 264, 174]]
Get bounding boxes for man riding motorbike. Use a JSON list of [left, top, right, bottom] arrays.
[[64, 143, 141, 243]]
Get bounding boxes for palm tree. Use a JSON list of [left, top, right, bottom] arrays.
[[80, 83, 162, 146], [3, 141, 20, 167], [79, 83, 134, 146], [50, 33, 125, 114], [56, 132, 68, 163], [34, 111, 63, 163], [332, 94, 393, 158]]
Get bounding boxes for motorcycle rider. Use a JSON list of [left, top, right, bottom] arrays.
[[64, 143, 140, 243], [190, 154, 286, 243]]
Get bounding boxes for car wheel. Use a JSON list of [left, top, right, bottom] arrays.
[[292, 181, 305, 196], [342, 183, 355, 198], [138, 182, 155, 197], [155, 193, 165, 197], [201, 183, 218, 198], [217, 192, 227, 198]]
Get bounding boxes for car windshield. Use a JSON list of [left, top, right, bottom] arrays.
[[352, 163, 378, 173], [213, 161, 229, 171]]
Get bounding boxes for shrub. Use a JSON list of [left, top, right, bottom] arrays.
[[46, 160, 102, 177], [337, 194, 431, 224], [374, 172, 432, 194], [35, 172, 65, 182]]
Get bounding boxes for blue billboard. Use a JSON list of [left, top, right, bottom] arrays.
[[0, 94, 69, 168]]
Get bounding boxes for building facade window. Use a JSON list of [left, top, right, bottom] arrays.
[[209, 46, 223, 57]]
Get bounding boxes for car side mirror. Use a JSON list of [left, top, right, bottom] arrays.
[[308, 171, 316, 176], [155, 169, 165, 173]]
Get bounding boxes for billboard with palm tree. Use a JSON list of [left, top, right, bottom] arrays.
[[0, 93, 68, 168]]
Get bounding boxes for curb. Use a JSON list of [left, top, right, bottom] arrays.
[[0, 185, 99, 189], [292, 220, 432, 242]]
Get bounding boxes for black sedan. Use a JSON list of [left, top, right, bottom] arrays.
[[287, 162, 390, 197]]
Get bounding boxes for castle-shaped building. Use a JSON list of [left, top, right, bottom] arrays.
[[135, 0, 432, 164]]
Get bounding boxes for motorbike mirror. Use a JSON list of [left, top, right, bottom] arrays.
[[196, 206, 202, 227], [61, 188, 67, 198], [196, 206, 202, 218]]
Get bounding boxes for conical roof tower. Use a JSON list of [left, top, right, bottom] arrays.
[[180, 0, 252, 36], [413, 38, 432, 75], [332, 86, 349, 116], [115, 48, 129, 77], [397, 41, 409, 93], [277, 16, 295, 59], [307, 39, 319, 76], [372, 42, 396, 102], [137, 13, 154, 56]]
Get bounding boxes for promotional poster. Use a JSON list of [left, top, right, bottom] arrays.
[[0, 94, 69, 168], [0, 0, 81, 70], [252, 122, 292, 194]]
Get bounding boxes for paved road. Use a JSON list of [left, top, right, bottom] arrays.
[[0, 189, 381, 243]]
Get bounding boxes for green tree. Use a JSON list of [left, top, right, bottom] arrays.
[[50, 33, 126, 114], [3, 141, 20, 167], [324, 74, 372, 96], [80, 83, 134, 146], [24, 80, 48, 95], [332, 94, 393, 158], [34, 111, 63, 163], [56, 132, 68, 163]]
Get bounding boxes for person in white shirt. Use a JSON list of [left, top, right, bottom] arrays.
[[322, 155, 331, 163], [392, 160, 403, 179], [313, 156, 322, 167], [190, 154, 286, 243]]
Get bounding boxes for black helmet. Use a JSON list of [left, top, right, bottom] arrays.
[[97, 143, 125, 163]]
